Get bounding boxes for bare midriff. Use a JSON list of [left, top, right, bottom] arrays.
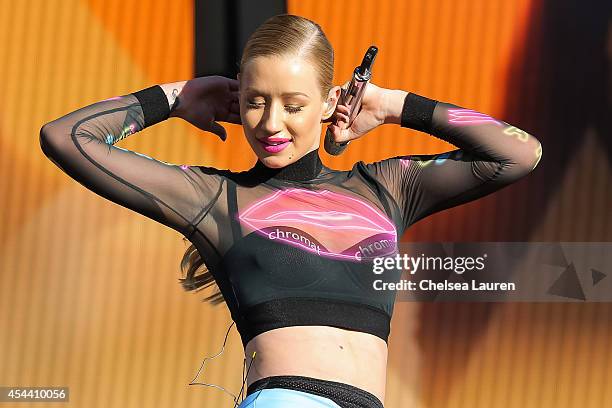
[[244, 326, 388, 404]]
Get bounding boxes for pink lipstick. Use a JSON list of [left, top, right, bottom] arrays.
[[258, 137, 292, 153]]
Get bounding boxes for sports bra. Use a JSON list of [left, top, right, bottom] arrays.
[[39, 85, 542, 348]]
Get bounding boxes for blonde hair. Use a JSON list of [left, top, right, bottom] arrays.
[[179, 14, 335, 304]]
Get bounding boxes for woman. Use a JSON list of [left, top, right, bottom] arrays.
[[39, 14, 541, 408]]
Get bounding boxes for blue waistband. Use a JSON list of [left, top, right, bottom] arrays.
[[238, 375, 384, 408], [238, 388, 342, 408]]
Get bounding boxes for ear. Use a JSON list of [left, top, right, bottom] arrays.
[[321, 85, 342, 121], [236, 73, 241, 87]]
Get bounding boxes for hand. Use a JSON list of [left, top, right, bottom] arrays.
[[326, 81, 388, 144], [173, 75, 241, 141]]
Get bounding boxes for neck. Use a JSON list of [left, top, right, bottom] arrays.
[[251, 149, 323, 181]]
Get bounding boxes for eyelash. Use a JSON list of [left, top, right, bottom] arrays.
[[246, 102, 303, 114]]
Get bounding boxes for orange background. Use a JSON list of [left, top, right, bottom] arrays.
[[1, 0, 610, 407]]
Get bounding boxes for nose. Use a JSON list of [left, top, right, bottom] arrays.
[[261, 101, 283, 134]]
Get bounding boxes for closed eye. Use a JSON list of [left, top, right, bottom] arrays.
[[246, 102, 303, 114]]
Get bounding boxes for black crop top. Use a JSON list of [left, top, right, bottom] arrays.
[[39, 85, 542, 348]]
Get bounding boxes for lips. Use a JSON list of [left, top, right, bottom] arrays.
[[259, 137, 292, 144], [238, 188, 398, 262], [258, 137, 292, 153]]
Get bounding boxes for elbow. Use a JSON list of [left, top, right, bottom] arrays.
[[39, 122, 56, 147], [40, 120, 67, 144], [39, 124, 51, 154], [39, 123, 54, 157], [530, 140, 543, 171], [39, 123, 73, 174], [521, 138, 543, 173], [39, 122, 65, 159], [506, 138, 543, 179]]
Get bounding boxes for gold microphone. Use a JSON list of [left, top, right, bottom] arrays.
[[325, 45, 378, 155]]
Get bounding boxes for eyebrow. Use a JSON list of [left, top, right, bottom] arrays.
[[244, 88, 310, 98]]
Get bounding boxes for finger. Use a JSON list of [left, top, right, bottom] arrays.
[[328, 106, 347, 124], [331, 104, 349, 118], [336, 104, 351, 115], [336, 112, 350, 128], [328, 124, 349, 144], [327, 124, 339, 141], [210, 121, 227, 141]]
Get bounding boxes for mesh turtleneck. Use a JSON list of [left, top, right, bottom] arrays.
[[250, 148, 324, 181], [40, 85, 542, 349]]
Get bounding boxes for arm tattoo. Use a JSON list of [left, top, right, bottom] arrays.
[[169, 88, 181, 113]]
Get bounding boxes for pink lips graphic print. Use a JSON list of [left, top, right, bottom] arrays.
[[238, 188, 398, 262]]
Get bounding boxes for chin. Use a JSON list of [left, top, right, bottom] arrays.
[[259, 154, 292, 168]]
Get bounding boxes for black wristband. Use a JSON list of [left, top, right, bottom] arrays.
[[132, 85, 170, 128], [400, 92, 438, 133]]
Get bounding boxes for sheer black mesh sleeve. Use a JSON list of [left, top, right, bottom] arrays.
[[39, 86, 221, 238], [364, 92, 543, 235]]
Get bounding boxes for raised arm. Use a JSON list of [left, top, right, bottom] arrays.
[[364, 91, 542, 234], [39, 82, 223, 238]]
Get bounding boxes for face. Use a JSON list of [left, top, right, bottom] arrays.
[[238, 55, 340, 168]]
